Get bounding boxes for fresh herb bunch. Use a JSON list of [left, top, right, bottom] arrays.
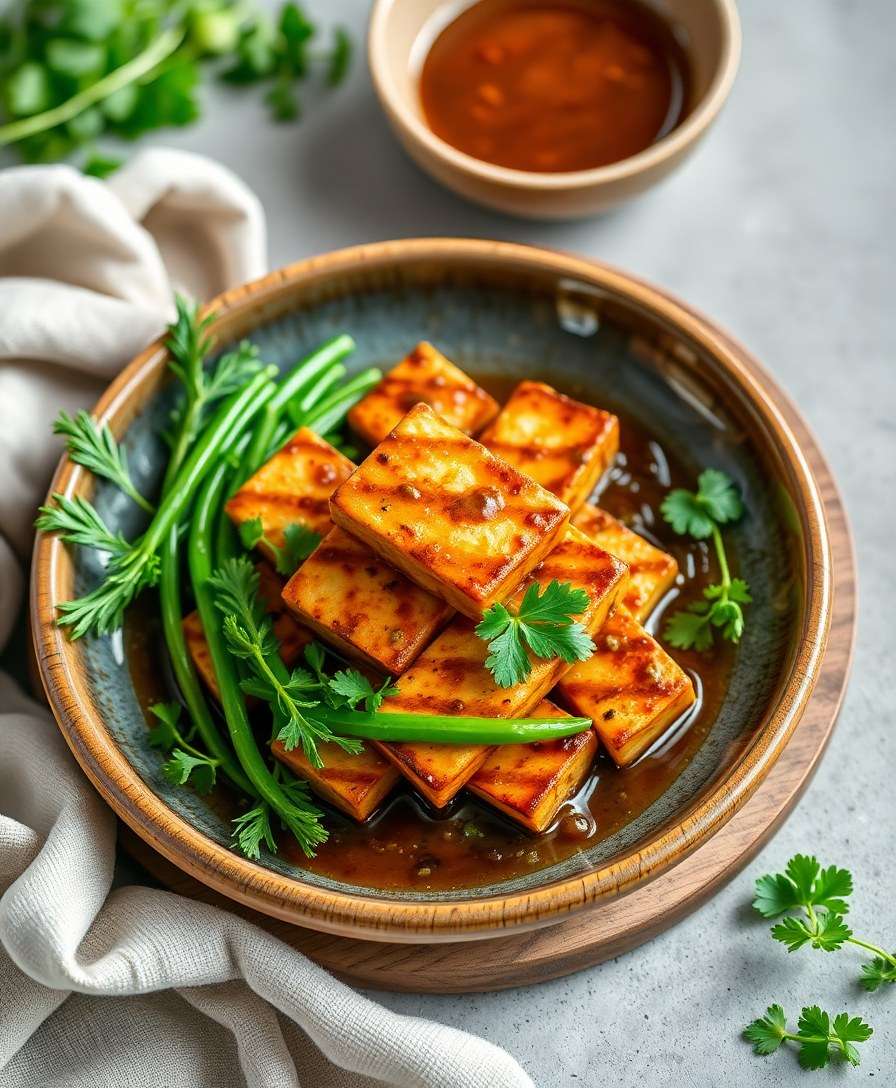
[[0, 0, 351, 169], [744, 1005, 872, 1070], [660, 468, 751, 651], [475, 580, 595, 688], [754, 854, 896, 991]]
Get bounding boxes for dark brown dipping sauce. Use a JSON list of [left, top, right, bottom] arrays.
[[127, 377, 735, 893], [419, 0, 691, 173]]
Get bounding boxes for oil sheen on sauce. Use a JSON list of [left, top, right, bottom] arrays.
[[419, 0, 691, 173], [126, 386, 733, 893]]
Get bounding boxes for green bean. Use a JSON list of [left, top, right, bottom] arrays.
[[312, 708, 593, 745], [300, 367, 381, 436], [188, 461, 326, 855], [241, 334, 354, 478]]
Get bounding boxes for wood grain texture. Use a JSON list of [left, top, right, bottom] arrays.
[[121, 403, 853, 991], [31, 240, 838, 942]]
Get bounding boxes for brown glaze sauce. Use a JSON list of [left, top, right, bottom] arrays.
[[126, 378, 733, 892], [419, 0, 691, 174]]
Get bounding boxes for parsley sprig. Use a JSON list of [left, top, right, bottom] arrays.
[[238, 516, 320, 576], [744, 1004, 872, 1069], [475, 580, 595, 688], [660, 469, 751, 651], [754, 854, 896, 991]]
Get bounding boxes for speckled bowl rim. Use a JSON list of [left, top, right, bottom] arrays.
[[368, 0, 741, 191], [32, 239, 831, 943]]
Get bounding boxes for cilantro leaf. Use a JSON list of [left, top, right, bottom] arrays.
[[663, 606, 714, 651], [326, 27, 351, 87], [476, 580, 595, 688], [147, 701, 182, 751], [860, 955, 896, 992], [328, 670, 399, 713], [754, 856, 853, 916], [771, 912, 852, 953], [238, 517, 319, 575], [660, 488, 715, 539], [743, 1004, 788, 1056], [162, 748, 217, 794], [746, 1005, 873, 1070], [696, 469, 744, 524]]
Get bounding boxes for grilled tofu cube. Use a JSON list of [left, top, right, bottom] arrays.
[[271, 739, 400, 822], [330, 403, 570, 618], [281, 527, 453, 674], [479, 381, 619, 511], [347, 341, 499, 446], [468, 700, 597, 832], [374, 526, 627, 806], [224, 427, 354, 561], [572, 504, 678, 621], [556, 606, 696, 767], [183, 563, 310, 701]]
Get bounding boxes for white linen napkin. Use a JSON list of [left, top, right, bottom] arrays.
[[0, 150, 533, 1088]]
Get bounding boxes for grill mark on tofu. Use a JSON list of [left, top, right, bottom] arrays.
[[271, 739, 400, 822], [330, 403, 570, 618], [469, 699, 597, 832], [479, 381, 619, 511], [281, 527, 453, 675], [225, 426, 354, 552], [374, 527, 627, 806], [555, 605, 695, 767], [347, 341, 499, 446], [572, 503, 678, 621]]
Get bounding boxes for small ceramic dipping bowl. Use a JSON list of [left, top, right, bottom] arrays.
[[368, 0, 741, 219]]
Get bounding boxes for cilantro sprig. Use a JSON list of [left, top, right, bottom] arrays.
[[238, 516, 320, 576], [148, 700, 220, 794], [475, 580, 595, 688], [754, 854, 896, 991], [660, 469, 751, 651], [744, 1004, 872, 1069], [0, 0, 352, 168]]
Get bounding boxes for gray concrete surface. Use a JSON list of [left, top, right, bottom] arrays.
[[29, 0, 896, 1083]]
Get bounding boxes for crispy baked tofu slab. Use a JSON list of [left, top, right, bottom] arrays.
[[281, 526, 453, 674], [468, 700, 597, 832], [224, 427, 354, 558], [479, 381, 619, 511], [330, 403, 571, 618], [184, 563, 310, 700], [271, 738, 400, 822], [374, 525, 627, 806], [572, 504, 678, 621], [556, 606, 696, 767], [347, 341, 499, 446]]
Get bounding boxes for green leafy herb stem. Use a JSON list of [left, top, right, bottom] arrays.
[[54, 409, 154, 513], [744, 1004, 872, 1069], [754, 854, 896, 991], [660, 469, 751, 651]]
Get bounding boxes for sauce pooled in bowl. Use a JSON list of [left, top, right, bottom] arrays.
[[419, 0, 692, 173]]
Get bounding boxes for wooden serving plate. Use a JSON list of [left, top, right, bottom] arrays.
[[120, 318, 855, 992]]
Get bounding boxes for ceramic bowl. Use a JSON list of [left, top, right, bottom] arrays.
[[368, 0, 741, 218], [32, 239, 831, 942]]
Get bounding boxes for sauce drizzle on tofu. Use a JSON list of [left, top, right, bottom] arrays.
[[126, 371, 735, 892]]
